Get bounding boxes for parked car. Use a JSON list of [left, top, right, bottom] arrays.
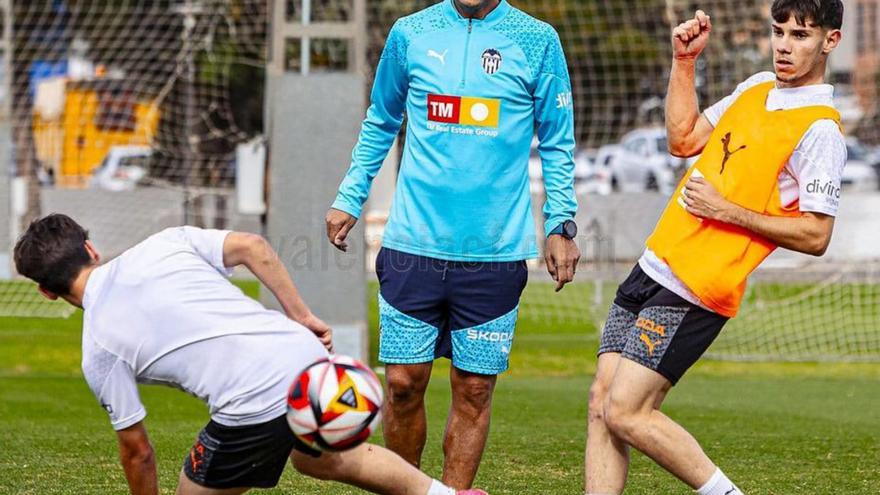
[[528, 142, 614, 195], [90, 145, 152, 191], [844, 138, 879, 192], [575, 148, 613, 195], [608, 127, 688, 194]]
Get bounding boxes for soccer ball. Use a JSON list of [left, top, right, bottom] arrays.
[[286, 355, 383, 452]]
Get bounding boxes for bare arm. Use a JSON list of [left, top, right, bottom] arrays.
[[223, 232, 333, 350], [684, 178, 835, 256], [724, 209, 833, 256], [667, 10, 715, 157], [116, 422, 158, 495]]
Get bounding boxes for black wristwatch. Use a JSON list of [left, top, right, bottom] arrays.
[[551, 220, 578, 239]]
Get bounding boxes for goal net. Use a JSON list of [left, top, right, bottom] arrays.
[[364, 0, 880, 362], [0, 0, 268, 317], [2, 0, 879, 361]]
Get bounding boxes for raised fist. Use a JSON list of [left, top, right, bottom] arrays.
[[672, 10, 712, 60]]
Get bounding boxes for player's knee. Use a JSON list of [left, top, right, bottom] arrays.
[[385, 369, 428, 407], [603, 394, 639, 442], [453, 375, 495, 412], [587, 380, 609, 422], [292, 452, 341, 481]]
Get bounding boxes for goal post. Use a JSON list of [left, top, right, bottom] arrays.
[[264, 0, 370, 361]]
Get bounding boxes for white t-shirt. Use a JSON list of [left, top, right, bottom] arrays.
[[639, 72, 848, 310], [81, 227, 328, 430]]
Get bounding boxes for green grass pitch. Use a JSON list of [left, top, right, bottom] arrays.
[[1, 281, 878, 494]]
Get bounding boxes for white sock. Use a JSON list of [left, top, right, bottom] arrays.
[[427, 479, 456, 495], [696, 468, 743, 495]]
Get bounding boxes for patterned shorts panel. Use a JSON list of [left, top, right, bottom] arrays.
[[598, 303, 638, 355], [622, 305, 690, 373]]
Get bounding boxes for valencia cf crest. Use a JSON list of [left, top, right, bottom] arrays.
[[481, 48, 502, 75]]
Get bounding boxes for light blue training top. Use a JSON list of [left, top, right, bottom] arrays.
[[332, 0, 577, 262]]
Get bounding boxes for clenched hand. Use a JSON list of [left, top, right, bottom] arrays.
[[673, 10, 712, 60], [545, 235, 581, 292], [325, 209, 358, 252]]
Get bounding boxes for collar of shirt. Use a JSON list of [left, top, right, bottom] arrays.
[[767, 83, 835, 111], [443, 0, 511, 28], [82, 263, 108, 311]]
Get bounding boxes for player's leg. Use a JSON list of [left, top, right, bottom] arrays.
[[602, 289, 741, 494], [176, 471, 249, 495], [585, 352, 630, 494], [383, 362, 433, 466], [604, 359, 745, 493], [292, 444, 469, 495], [376, 248, 446, 467], [603, 359, 709, 483], [443, 367, 497, 489], [443, 259, 528, 489], [585, 266, 651, 494], [375, 248, 448, 467]]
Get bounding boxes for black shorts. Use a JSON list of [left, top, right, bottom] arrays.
[[598, 264, 728, 385], [183, 414, 321, 489]]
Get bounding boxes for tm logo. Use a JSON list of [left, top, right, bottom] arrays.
[[429, 100, 455, 119], [427, 94, 501, 128], [466, 330, 513, 342]]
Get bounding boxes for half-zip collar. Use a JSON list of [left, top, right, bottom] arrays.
[[443, 0, 511, 28]]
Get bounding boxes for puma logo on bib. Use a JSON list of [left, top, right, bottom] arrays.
[[720, 132, 747, 174]]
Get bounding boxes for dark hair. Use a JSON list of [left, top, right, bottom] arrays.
[[13, 214, 92, 295], [771, 0, 844, 30]]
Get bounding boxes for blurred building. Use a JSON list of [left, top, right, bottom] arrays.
[[831, 0, 880, 142], [853, 0, 879, 123]]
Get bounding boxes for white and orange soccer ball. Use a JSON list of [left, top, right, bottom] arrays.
[[286, 355, 384, 452]]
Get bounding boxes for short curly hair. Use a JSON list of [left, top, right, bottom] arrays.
[[14, 214, 92, 295], [771, 0, 844, 30]]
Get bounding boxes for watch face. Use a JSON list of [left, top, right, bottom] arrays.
[[563, 221, 577, 238]]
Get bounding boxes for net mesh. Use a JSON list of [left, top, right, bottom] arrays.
[[365, 0, 880, 149], [2, 0, 879, 361], [2, 0, 267, 316], [15, 1, 267, 189], [362, 0, 880, 362]]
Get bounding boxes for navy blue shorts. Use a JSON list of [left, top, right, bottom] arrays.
[[376, 247, 528, 375]]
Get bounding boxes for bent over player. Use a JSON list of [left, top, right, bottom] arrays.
[[585, 1, 845, 494], [325, 0, 579, 489], [14, 214, 486, 495]]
